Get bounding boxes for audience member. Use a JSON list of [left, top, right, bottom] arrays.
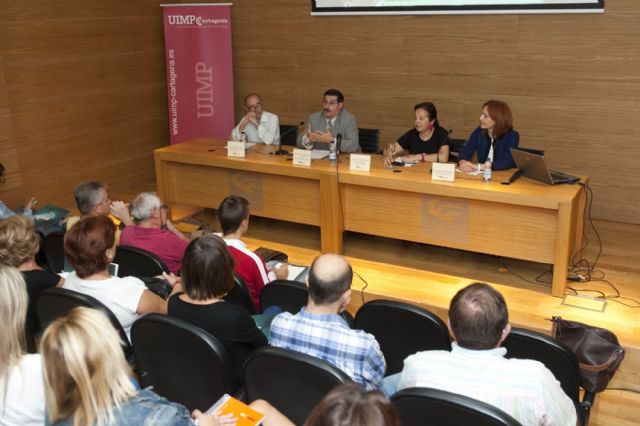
[[458, 100, 519, 171], [386, 282, 576, 426], [251, 383, 400, 426], [269, 254, 385, 390], [0, 265, 45, 425], [219, 195, 287, 312], [0, 216, 63, 346], [384, 102, 450, 165], [168, 235, 268, 382], [120, 192, 189, 275], [63, 216, 179, 340], [40, 307, 231, 426], [0, 162, 37, 220], [297, 89, 360, 153], [67, 181, 134, 244], [230, 93, 280, 144]]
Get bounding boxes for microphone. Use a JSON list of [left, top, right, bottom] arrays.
[[501, 169, 522, 185], [336, 133, 343, 156], [273, 121, 304, 156]]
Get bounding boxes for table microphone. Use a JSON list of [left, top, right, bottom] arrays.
[[273, 121, 304, 156], [336, 133, 343, 156], [501, 169, 523, 185]]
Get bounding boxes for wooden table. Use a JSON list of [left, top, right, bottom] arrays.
[[154, 138, 586, 297]]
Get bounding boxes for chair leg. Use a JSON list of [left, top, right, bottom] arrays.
[[581, 391, 596, 426]]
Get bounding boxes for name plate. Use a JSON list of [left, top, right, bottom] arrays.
[[227, 141, 246, 158], [292, 148, 311, 166], [350, 154, 371, 172], [432, 162, 455, 182]]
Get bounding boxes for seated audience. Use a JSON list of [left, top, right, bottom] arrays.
[[297, 89, 361, 153], [168, 235, 268, 382], [384, 102, 450, 165], [40, 307, 230, 426], [63, 216, 179, 340], [0, 265, 45, 425], [458, 100, 519, 171], [230, 93, 280, 144], [386, 282, 576, 426], [269, 254, 385, 390], [253, 383, 400, 426], [67, 181, 133, 244], [0, 162, 37, 220], [0, 216, 63, 344], [120, 192, 189, 275], [219, 195, 288, 312]]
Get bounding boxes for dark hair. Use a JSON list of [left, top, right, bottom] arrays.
[[218, 195, 249, 235], [482, 100, 513, 140], [307, 254, 352, 305], [323, 89, 344, 104], [181, 235, 235, 300], [449, 283, 508, 350], [74, 181, 106, 215], [414, 102, 439, 127], [304, 383, 400, 426], [64, 216, 115, 278]]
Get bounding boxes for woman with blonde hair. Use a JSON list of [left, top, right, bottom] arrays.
[[0, 265, 45, 425], [41, 307, 233, 426], [0, 215, 63, 348]]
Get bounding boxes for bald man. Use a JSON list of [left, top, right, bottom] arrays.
[[269, 254, 386, 390], [230, 93, 280, 144]]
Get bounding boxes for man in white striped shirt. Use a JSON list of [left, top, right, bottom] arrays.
[[393, 283, 577, 426]]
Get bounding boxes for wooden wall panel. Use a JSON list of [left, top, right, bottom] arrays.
[[0, 0, 638, 222]]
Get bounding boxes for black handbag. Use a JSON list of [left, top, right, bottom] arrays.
[[551, 316, 625, 393]]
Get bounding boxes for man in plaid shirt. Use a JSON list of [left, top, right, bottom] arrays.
[[269, 254, 386, 390]]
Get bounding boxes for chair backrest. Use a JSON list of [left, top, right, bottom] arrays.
[[223, 274, 256, 314], [448, 137, 467, 162], [43, 232, 65, 273], [502, 327, 580, 402], [244, 346, 351, 425], [354, 299, 451, 375], [260, 279, 308, 314], [358, 127, 381, 153], [392, 387, 523, 426], [113, 245, 169, 278], [279, 124, 298, 146], [131, 313, 239, 411], [36, 287, 133, 359]]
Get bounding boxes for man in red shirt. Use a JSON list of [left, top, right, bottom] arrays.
[[218, 195, 288, 312], [120, 192, 189, 275]]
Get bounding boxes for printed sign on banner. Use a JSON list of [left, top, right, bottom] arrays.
[[162, 4, 234, 144]]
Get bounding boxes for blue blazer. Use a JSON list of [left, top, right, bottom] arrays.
[[459, 127, 519, 170]]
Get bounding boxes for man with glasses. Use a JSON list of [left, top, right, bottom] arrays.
[[120, 192, 190, 275], [297, 88, 360, 153], [230, 93, 280, 145]]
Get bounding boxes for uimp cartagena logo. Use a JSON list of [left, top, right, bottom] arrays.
[[167, 15, 229, 26]]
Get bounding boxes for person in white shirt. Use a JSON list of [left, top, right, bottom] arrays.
[[0, 265, 45, 426], [230, 93, 280, 145], [384, 283, 577, 426]]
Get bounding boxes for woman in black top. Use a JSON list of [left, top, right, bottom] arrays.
[[168, 235, 267, 381], [384, 102, 450, 165]]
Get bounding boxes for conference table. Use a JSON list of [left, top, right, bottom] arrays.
[[154, 138, 587, 297]]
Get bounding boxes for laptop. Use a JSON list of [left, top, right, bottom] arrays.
[[510, 148, 580, 185]]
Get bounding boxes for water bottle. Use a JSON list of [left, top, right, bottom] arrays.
[[483, 161, 492, 182], [240, 132, 247, 143], [329, 138, 337, 162]]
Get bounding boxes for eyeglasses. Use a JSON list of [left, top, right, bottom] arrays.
[[246, 103, 262, 111], [160, 204, 168, 210], [322, 100, 339, 106]]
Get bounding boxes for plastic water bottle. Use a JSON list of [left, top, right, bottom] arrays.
[[240, 132, 247, 143], [329, 138, 337, 162], [483, 161, 492, 182]]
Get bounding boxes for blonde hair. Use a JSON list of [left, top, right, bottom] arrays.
[[0, 215, 39, 267], [40, 307, 136, 426], [0, 266, 28, 408]]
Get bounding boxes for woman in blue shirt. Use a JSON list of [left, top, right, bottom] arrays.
[[458, 100, 519, 171]]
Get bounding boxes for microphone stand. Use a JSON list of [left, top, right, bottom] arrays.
[[273, 121, 304, 156]]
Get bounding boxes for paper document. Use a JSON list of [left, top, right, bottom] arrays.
[[311, 150, 330, 160]]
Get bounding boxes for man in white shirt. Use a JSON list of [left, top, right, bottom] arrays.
[[230, 93, 280, 144], [384, 283, 577, 426]]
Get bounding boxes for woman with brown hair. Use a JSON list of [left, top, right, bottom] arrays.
[[458, 100, 520, 171], [63, 216, 180, 340]]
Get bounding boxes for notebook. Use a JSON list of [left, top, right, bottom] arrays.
[[510, 148, 580, 185], [205, 394, 264, 426]]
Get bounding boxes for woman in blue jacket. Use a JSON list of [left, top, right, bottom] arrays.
[[458, 100, 519, 171]]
